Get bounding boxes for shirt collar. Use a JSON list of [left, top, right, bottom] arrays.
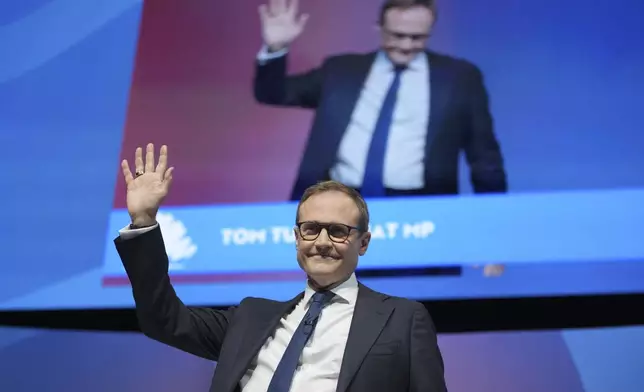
[[303, 273, 359, 306]]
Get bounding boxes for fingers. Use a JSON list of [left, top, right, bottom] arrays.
[[163, 167, 175, 189], [135, 147, 144, 174], [156, 145, 168, 174], [287, 0, 298, 17], [483, 264, 506, 277], [131, 143, 168, 178], [263, 0, 299, 20], [297, 13, 309, 29], [270, 0, 286, 15], [258, 4, 269, 21], [145, 143, 155, 173], [121, 159, 134, 186]]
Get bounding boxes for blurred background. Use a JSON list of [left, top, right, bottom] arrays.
[[1, 0, 643, 391]]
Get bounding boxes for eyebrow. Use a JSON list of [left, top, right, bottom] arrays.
[[302, 220, 358, 227]]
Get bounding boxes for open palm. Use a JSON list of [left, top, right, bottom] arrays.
[[259, 0, 309, 50], [121, 143, 174, 226]]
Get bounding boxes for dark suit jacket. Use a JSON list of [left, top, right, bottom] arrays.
[[115, 226, 447, 392], [254, 50, 507, 200]]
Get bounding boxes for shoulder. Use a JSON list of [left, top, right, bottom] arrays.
[[383, 295, 438, 337], [237, 293, 304, 314], [320, 51, 377, 69], [386, 294, 428, 315], [362, 284, 432, 319], [427, 50, 482, 76], [238, 296, 293, 308]]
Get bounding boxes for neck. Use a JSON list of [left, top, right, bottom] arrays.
[[308, 273, 351, 291]]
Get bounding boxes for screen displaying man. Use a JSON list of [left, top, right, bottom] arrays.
[[254, 0, 507, 200], [115, 143, 447, 392]]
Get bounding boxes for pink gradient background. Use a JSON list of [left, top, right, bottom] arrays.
[[113, 0, 644, 209], [113, 0, 456, 208]]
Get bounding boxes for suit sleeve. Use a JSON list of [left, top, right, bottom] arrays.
[[463, 65, 508, 193], [114, 226, 233, 361], [409, 304, 448, 392], [253, 54, 323, 109]]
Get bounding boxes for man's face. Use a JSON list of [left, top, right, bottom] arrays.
[[380, 6, 434, 66], [294, 191, 371, 288]]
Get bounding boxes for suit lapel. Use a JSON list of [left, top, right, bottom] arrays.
[[297, 52, 375, 190], [336, 284, 394, 392], [226, 293, 304, 391], [326, 52, 376, 146]]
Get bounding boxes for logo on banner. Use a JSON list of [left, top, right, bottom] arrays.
[[157, 212, 197, 270]]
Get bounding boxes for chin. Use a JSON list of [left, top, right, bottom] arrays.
[[387, 52, 418, 66], [306, 270, 341, 288], [395, 57, 414, 66], [304, 257, 341, 274]]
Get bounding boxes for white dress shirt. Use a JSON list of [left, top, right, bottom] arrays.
[[258, 48, 431, 190], [240, 273, 357, 392], [118, 224, 358, 392]]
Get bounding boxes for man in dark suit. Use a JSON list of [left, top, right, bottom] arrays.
[[115, 143, 447, 392], [254, 0, 507, 201]]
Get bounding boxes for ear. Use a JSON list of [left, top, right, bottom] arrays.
[[358, 232, 371, 256]]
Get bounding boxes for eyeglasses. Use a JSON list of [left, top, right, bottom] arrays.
[[382, 28, 430, 42], [296, 221, 362, 243]]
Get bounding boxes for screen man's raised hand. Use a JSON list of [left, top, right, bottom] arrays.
[[259, 0, 309, 52]]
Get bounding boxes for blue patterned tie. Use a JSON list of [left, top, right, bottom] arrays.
[[267, 291, 335, 392], [361, 66, 405, 197]]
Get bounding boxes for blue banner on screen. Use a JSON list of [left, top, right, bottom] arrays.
[[102, 189, 644, 285]]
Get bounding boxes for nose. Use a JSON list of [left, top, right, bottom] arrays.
[[398, 37, 413, 50], [314, 228, 333, 251], [315, 228, 333, 243]]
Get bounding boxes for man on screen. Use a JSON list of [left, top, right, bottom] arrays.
[[115, 143, 447, 392], [254, 0, 507, 201]]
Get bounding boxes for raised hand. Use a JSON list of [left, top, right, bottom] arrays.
[[259, 0, 309, 51], [121, 143, 174, 227]]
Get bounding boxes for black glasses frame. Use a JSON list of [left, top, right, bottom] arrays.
[[382, 27, 431, 42], [296, 221, 363, 243]]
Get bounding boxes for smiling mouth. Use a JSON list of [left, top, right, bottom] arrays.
[[310, 255, 338, 260]]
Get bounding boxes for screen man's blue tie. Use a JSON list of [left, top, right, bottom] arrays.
[[267, 290, 335, 392], [361, 66, 406, 197]]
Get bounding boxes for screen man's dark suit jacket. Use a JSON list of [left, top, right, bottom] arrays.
[[115, 226, 447, 392], [254, 50, 507, 200]]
